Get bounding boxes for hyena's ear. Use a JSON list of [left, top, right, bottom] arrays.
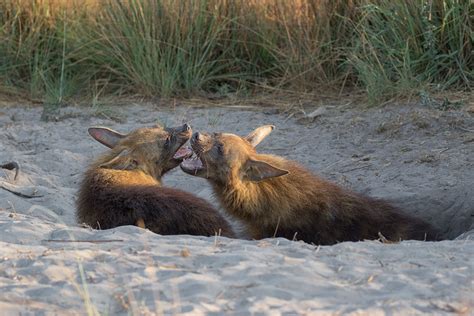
[[88, 127, 126, 148], [245, 125, 275, 147], [99, 149, 137, 170], [243, 159, 288, 182]]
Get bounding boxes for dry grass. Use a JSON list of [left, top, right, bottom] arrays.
[[0, 0, 472, 110]]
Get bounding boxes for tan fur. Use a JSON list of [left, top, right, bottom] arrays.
[[181, 129, 440, 244], [135, 218, 145, 229], [76, 125, 235, 238]]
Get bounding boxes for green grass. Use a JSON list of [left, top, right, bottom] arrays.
[[77, 0, 238, 97], [350, 0, 473, 104], [0, 0, 472, 110]]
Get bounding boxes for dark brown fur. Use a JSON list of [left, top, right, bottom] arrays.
[[76, 124, 235, 238], [180, 127, 440, 244]]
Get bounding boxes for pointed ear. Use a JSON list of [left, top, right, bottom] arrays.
[[243, 159, 289, 182], [99, 149, 137, 170], [245, 125, 275, 147], [88, 127, 126, 148]]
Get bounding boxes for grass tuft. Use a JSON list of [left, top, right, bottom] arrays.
[[0, 0, 472, 107]]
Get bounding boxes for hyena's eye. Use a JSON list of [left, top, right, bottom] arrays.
[[216, 143, 224, 155], [164, 136, 171, 149]]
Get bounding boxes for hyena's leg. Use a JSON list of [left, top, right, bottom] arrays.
[[135, 218, 145, 229]]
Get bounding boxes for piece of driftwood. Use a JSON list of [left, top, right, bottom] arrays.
[[0, 161, 44, 198], [1, 161, 20, 181], [0, 181, 43, 199]]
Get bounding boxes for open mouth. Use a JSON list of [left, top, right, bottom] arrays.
[[180, 153, 205, 175], [169, 123, 193, 162], [172, 146, 193, 161], [180, 133, 209, 176]]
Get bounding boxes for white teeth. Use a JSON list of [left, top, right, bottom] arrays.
[[184, 154, 199, 161], [183, 154, 194, 161]]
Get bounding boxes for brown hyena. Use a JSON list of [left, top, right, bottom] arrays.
[[76, 123, 235, 238], [180, 125, 439, 244]]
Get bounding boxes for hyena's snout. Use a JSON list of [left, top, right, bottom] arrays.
[[178, 123, 191, 134], [191, 132, 214, 154], [191, 131, 202, 142], [171, 123, 192, 138], [164, 123, 193, 163]]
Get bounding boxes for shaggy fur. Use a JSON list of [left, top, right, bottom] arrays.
[[76, 124, 235, 238], [180, 126, 440, 244]]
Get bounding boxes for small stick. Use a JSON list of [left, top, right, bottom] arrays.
[[341, 164, 371, 173], [292, 232, 298, 241], [272, 216, 281, 238], [214, 228, 222, 247], [0, 184, 42, 199], [377, 232, 396, 244], [43, 239, 124, 243]]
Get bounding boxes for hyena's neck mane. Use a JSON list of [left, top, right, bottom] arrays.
[[85, 154, 161, 188]]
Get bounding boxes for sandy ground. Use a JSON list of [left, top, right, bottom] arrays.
[[0, 102, 473, 315]]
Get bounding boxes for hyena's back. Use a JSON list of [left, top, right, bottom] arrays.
[[180, 127, 440, 244], [217, 159, 439, 244], [77, 179, 235, 238], [318, 192, 439, 243]]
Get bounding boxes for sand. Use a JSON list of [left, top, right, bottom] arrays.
[[0, 102, 473, 315]]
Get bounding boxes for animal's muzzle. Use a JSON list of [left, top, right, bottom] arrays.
[[191, 132, 211, 154], [175, 123, 191, 134]]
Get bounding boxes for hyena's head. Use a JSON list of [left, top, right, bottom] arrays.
[[180, 125, 288, 184], [88, 123, 192, 180]]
